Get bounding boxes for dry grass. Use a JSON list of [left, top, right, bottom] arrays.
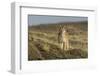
[[28, 21, 88, 60]]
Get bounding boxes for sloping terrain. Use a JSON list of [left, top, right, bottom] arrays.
[[28, 21, 88, 60]]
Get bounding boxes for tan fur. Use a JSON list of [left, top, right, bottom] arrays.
[[58, 25, 69, 50]]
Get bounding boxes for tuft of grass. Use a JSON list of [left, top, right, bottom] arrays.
[[28, 21, 88, 60]]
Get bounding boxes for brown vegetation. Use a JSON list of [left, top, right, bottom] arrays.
[[28, 21, 88, 60]]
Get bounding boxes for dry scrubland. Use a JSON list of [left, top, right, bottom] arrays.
[[28, 21, 88, 60]]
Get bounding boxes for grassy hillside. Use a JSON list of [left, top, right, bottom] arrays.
[[28, 21, 88, 60]]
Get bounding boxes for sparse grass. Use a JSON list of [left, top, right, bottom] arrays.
[[28, 21, 88, 60]]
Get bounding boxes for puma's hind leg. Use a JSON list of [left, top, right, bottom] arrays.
[[60, 43, 63, 50]]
